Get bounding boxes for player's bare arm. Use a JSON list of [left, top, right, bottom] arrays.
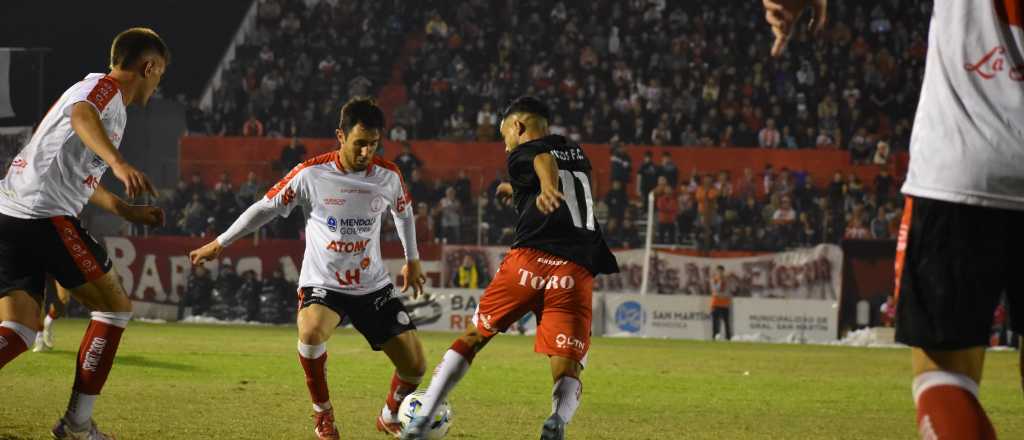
[[762, 0, 827, 57], [533, 153, 564, 214], [69, 101, 156, 199], [89, 184, 164, 227]]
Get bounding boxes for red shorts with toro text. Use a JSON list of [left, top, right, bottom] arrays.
[[473, 247, 593, 363]]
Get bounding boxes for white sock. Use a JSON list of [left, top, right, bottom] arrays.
[[65, 392, 98, 429], [418, 349, 471, 421], [912, 370, 979, 405], [43, 315, 55, 333], [0, 321, 36, 347], [313, 401, 332, 412], [297, 341, 327, 359], [552, 376, 582, 423]]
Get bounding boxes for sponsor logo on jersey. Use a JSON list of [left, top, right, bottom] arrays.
[[281, 187, 296, 206], [537, 257, 568, 266], [324, 198, 346, 206], [109, 131, 121, 144], [82, 175, 100, 190], [614, 301, 645, 333], [516, 268, 576, 290], [339, 188, 372, 194], [965, 46, 1024, 81], [370, 195, 385, 213], [327, 216, 338, 232], [477, 313, 496, 332], [334, 217, 377, 234], [373, 287, 396, 310], [10, 158, 27, 169], [335, 269, 361, 286], [0, 335, 7, 350], [326, 239, 370, 253], [360, 257, 371, 270], [311, 287, 328, 298], [554, 333, 585, 352]]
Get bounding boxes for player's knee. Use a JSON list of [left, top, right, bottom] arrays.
[[459, 329, 489, 351], [298, 325, 331, 345]]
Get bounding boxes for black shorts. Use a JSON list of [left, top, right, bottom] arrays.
[[0, 213, 112, 306], [894, 196, 1024, 350], [299, 284, 415, 350]]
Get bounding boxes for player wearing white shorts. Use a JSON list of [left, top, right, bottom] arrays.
[[766, 1, 1024, 438], [0, 28, 167, 439], [189, 98, 428, 440]]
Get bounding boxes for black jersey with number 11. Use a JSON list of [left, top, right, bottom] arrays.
[[507, 135, 619, 275]]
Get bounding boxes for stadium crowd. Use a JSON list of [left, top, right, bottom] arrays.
[[157, 139, 901, 253], [180, 261, 296, 324]]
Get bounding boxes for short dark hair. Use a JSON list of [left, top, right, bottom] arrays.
[[110, 28, 170, 69], [338, 97, 385, 132], [501, 96, 550, 121]]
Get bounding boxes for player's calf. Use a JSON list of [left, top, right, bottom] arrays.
[[63, 310, 131, 431]]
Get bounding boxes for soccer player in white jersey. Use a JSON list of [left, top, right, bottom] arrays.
[[767, 1, 1023, 438], [189, 98, 428, 440], [0, 28, 167, 439]]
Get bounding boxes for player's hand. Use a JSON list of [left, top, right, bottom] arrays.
[[763, 0, 827, 57], [535, 185, 564, 215], [401, 259, 427, 299], [111, 160, 158, 200], [189, 240, 223, 266], [119, 204, 165, 227], [495, 182, 513, 199]]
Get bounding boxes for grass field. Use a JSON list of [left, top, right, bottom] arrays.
[[1, 319, 1020, 440]]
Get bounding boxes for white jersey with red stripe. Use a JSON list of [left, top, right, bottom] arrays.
[[0, 73, 126, 219], [903, 1, 1024, 210], [217, 152, 418, 295]]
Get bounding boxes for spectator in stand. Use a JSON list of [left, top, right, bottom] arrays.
[[604, 218, 624, 249], [236, 171, 262, 210], [762, 164, 775, 196], [657, 152, 678, 188], [610, 142, 632, 186], [239, 270, 262, 322], [180, 193, 209, 236], [873, 140, 891, 165], [452, 169, 472, 206], [758, 118, 781, 148], [677, 190, 697, 243], [408, 169, 433, 205], [651, 119, 672, 145], [874, 167, 893, 204], [734, 168, 757, 201], [393, 143, 422, 179], [439, 186, 462, 244], [476, 102, 498, 141], [870, 208, 891, 239], [849, 128, 874, 164], [414, 202, 434, 244], [259, 269, 293, 324], [181, 265, 214, 319], [393, 99, 422, 139], [452, 255, 486, 289], [637, 151, 658, 201], [276, 137, 306, 172], [605, 180, 629, 222], [242, 113, 265, 137], [695, 174, 719, 224], [654, 176, 678, 244], [796, 212, 820, 247], [781, 126, 799, 149], [389, 125, 408, 141]]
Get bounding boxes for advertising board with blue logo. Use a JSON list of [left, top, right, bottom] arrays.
[[604, 293, 711, 340]]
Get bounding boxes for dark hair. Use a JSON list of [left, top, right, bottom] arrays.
[[338, 97, 385, 132], [110, 28, 170, 69], [717, 265, 725, 271], [501, 95, 550, 121]]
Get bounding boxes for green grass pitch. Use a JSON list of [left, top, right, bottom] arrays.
[[1, 319, 1020, 439]]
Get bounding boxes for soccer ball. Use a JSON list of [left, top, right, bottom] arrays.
[[398, 390, 452, 439]]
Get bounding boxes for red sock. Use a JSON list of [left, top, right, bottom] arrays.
[[386, 372, 421, 414], [73, 319, 126, 394], [914, 372, 996, 440], [299, 351, 330, 408], [0, 325, 30, 369]]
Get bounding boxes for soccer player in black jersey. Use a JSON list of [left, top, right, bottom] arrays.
[[402, 97, 618, 440]]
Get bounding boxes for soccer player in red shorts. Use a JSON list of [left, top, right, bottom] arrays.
[[402, 96, 619, 440]]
